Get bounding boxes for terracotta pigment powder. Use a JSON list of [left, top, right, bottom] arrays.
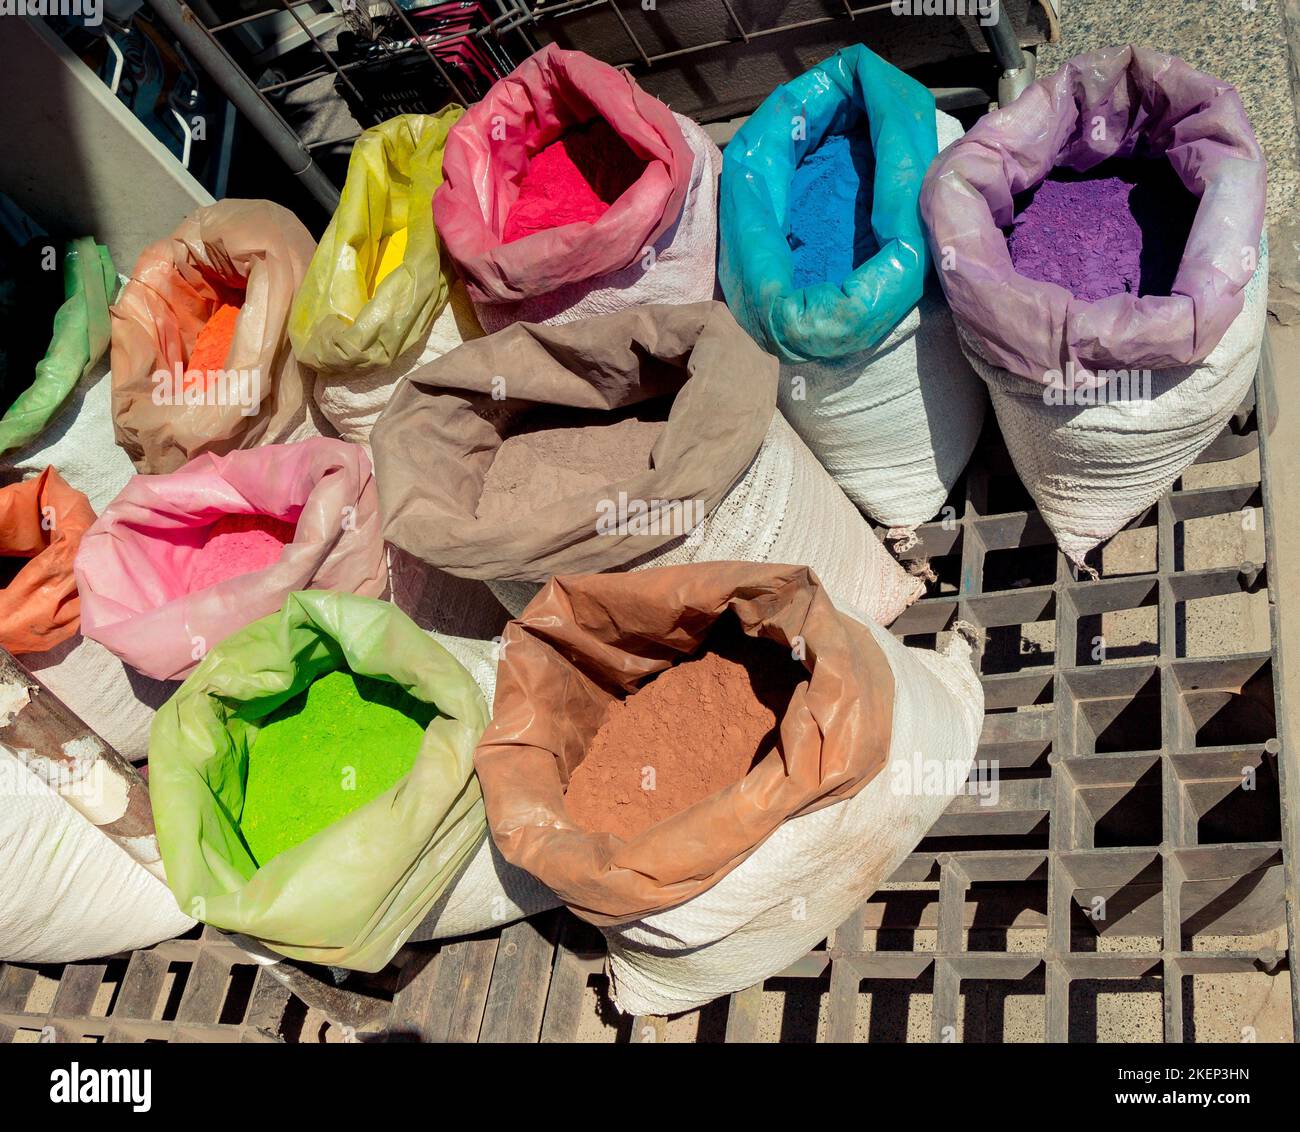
[[239, 668, 436, 865], [1005, 157, 1199, 302], [476, 416, 664, 522], [503, 118, 647, 243], [788, 131, 878, 290], [187, 513, 296, 591], [563, 617, 806, 840], [185, 301, 242, 385]]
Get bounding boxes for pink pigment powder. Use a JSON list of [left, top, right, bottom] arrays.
[[188, 513, 297, 591], [503, 118, 647, 244]]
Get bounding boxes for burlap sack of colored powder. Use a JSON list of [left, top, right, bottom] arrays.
[[371, 300, 920, 626], [75, 437, 387, 682], [110, 198, 320, 474], [474, 563, 984, 1014], [0, 466, 95, 655]]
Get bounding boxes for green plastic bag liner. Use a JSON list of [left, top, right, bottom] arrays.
[[148, 590, 490, 971], [0, 238, 116, 456]]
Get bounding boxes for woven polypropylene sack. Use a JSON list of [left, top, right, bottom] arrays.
[[771, 113, 985, 530], [488, 411, 923, 623], [965, 243, 1269, 565], [473, 112, 720, 333], [8, 356, 175, 762], [0, 749, 193, 963], [433, 45, 699, 322], [605, 625, 981, 1015], [111, 199, 320, 474], [313, 277, 483, 447], [407, 633, 561, 941]]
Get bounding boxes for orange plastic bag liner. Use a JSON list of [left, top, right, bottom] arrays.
[[473, 562, 896, 925], [0, 467, 95, 654]]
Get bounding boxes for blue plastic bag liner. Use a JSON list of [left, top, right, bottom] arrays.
[[719, 45, 938, 363]]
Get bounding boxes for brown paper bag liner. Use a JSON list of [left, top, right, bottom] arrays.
[[110, 199, 317, 474], [0, 467, 95, 654], [371, 300, 776, 582], [473, 562, 895, 925]]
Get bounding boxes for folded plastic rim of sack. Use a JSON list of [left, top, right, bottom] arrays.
[[433, 44, 694, 304], [473, 562, 896, 926], [920, 44, 1266, 390], [369, 300, 776, 582], [148, 590, 489, 972], [75, 438, 387, 682], [0, 238, 117, 457], [0, 467, 95, 655], [289, 109, 464, 375], [718, 43, 939, 364]]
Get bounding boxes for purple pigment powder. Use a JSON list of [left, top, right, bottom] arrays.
[[788, 132, 878, 290], [1005, 158, 1200, 302]]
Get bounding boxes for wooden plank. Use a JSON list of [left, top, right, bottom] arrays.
[[112, 951, 168, 1020], [419, 936, 499, 1043], [479, 913, 560, 1043], [722, 984, 764, 1043], [539, 918, 598, 1043], [384, 951, 444, 1042], [0, 965, 38, 1042], [173, 950, 231, 1025]]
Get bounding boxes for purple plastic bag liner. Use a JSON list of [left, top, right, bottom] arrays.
[[919, 46, 1265, 389]]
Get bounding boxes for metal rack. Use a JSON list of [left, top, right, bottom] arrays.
[[2, 338, 1288, 1044], [140, 0, 1055, 215]]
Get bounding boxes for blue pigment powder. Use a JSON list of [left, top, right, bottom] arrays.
[[787, 132, 878, 289]]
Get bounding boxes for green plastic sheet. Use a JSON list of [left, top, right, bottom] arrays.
[[0, 238, 116, 456], [149, 590, 489, 972], [289, 110, 463, 375]]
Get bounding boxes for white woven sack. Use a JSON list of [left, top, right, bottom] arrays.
[[604, 618, 983, 1016], [488, 411, 923, 623], [965, 242, 1268, 566], [314, 277, 482, 447], [3, 359, 175, 762], [408, 634, 562, 941], [474, 113, 721, 333], [8, 358, 133, 513], [0, 748, 194, 962], [777, 110, 984, 531], [23, 635, 175, 763]]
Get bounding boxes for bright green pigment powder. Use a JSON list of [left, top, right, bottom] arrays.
[[239, 669, 437, 866]]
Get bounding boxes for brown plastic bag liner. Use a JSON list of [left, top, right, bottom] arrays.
[[474, 563, 895, 925], [371, 301, 775, 581], [0, 467, 95, 654], [110, 199, 317, 473]]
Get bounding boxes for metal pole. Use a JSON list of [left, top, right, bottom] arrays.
[[145, 0, 341, 215], [978, 1, 1036, 105]]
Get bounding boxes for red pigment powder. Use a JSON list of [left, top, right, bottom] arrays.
[[1006, 157, 1199, 302], [563, 617, 806, 840], [476, 417, 663, 522], [188, 513, 296, 591], [185, 302, 242, 389], [503, 118, 647, 243]]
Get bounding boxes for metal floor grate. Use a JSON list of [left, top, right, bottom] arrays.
[[1, 347, 1289, 1043]]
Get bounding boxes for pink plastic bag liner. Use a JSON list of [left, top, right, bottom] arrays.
[[75, 438, 387, 681], [433, 44, 693, 304], [919, 46, 1265, 388]]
